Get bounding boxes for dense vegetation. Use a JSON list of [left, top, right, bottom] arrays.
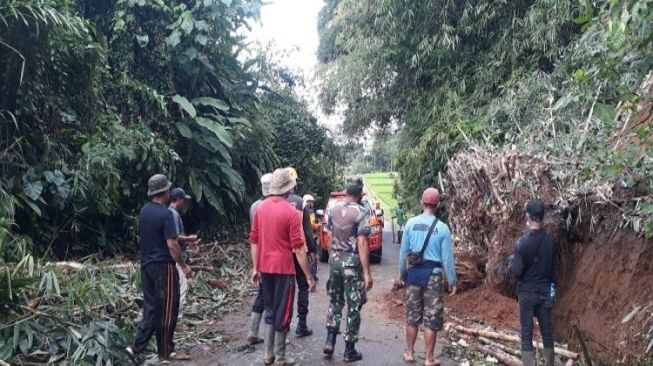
[[318, 0, 653, 212], [0, 0, 342, 261]]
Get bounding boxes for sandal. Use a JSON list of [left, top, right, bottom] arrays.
[[403, 351, 415, 363]]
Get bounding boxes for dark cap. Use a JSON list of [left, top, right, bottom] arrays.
[[170, 187, 191, 201], [345, 175, 364, 196], [525, 200, 545, 222]]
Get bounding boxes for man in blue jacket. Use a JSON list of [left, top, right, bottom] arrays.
[[398, 188, 456, 366], [510, 200, 557, 366]]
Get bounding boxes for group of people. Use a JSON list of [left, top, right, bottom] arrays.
[[125, 169, 557, 366]]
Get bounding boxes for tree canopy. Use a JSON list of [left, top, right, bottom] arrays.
[[0, 0, 342, 259], [318, 0, 653, 210]]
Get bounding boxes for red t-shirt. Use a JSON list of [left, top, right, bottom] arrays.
[[249, 196, 304, 274]]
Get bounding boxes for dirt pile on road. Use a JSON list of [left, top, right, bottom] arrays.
[[445, 141, 653, 361]]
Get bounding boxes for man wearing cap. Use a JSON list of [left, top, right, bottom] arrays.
[[168, 187, 199, 320], [510, 200, 557, 366], [285, 168, 318, 338], [398, 188, 456, 365], [126, 174, 193, 363], [246, 173, 273, 346], [323, 175, 374, 362], [249, 168, 316, 366]]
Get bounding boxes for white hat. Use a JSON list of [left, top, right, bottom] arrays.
[[303, 194, 315, 202], [270, 168, 296, 196], [260, 173, 273, 197]]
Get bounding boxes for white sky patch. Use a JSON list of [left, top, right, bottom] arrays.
[[247, 0, 344, 131]]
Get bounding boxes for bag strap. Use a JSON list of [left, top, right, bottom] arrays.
[[418, 217, 439, 259]]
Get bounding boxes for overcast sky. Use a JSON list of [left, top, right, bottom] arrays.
[[247, 0, 338, 125]]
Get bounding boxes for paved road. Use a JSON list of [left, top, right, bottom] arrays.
[[187, 222, 454, 366]]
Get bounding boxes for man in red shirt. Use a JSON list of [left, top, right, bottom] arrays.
[[250, 168, 316, 366]]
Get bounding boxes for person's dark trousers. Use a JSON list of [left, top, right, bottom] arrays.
[[252, 283, 265, 314], [518, 291, 554, 352], [132, 262, 180, 358], [261, 273, 296, 332], [293, 256, 309, 319]]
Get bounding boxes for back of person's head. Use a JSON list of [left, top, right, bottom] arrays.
[[345, 175, 364, 197], [421, 187, 440, 211], [260, 173, 273, 197], [525, 199, 545, 223]]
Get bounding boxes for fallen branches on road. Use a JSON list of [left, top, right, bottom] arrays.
[[446, 322, 579, 360], [474, 344, 521, 366]]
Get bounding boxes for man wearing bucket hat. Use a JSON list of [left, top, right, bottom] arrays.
[[284, 167, 318, 338], [303, 194, 319, 282], [126, 174, 193, 363], [249, 168, 315, 366], [510, 200, 557, 366], [246, 173, 273, 345], [323, 175, 373, 362], [398, 187, 456, 366], [168, 187, 200, 320]]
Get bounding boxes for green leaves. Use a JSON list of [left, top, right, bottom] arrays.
[[193, 97, 229, 111], [176, 122, 193, 138], [172, 95, 197, 117], [194, 117, 233, 147]]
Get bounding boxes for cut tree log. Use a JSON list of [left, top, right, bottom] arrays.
[[446, 323, 579, 360], [564, 359, 575, 366], [479, 336, 521, 357], [475, 344, 521, 366]]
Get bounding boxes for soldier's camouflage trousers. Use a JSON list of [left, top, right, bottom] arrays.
[[325, 254, 367, 343]]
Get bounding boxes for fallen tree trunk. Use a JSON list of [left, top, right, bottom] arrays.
[[475, 344, 521, 366], [479, 336, 521, 357], [446, 323, 579, 360]]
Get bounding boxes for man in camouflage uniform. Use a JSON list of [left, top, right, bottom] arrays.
[[323, 175, 374, 363]]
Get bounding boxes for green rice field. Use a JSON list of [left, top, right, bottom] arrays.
[[363, 172, 398, 212]]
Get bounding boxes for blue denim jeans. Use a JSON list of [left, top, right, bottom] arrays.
[[519, 291, 554, 352]]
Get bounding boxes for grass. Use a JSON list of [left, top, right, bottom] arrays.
[[363, 172, 398, 213]]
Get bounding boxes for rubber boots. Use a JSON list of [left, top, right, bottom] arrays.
[[543, 348, 554, 366], [323, 327, 338, 356], [343, 341, 362, 362], [521, 351, 535, 366], [274, 331, 295, 366], [263, 324, 275, 365], [295, 316, 313, 338], [247, 312, 264, 345]]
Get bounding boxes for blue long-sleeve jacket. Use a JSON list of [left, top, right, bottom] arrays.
[[399, 214, 457, 287]]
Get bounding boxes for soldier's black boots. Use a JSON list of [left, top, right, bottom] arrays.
[[343, 341, 362, 362], [295, 317, 313, 338], [323, 327, 338, 356]]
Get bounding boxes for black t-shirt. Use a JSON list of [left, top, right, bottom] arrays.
[[139, 202, 178, 268], [511, 228, 557, 294]]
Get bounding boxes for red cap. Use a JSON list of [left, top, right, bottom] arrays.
[[421, 187, 440, 206]]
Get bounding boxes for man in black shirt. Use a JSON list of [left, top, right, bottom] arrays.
[[510, 200, 557, 366], [286, 168, 316, 338], [126, 174, 193, 363]]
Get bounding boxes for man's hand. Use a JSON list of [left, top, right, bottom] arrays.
[[182, 265, 194, 279], [449, 285, 457, 296], [251, 270, 260, 287], [307, 276, 316, 292], [364, 272, 374, 291]]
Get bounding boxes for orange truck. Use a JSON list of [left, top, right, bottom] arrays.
[[316, 192, 384, 264]]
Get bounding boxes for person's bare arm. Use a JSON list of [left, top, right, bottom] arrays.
[[294, 248, 316, 292], [167, 238, 192, 278], [250, 242, 260, 286], [357, 235, 373, 291]]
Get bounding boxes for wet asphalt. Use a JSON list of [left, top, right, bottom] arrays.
[[183, 222, 455, 366]]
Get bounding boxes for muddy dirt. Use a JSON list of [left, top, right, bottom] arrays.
[[446, 286, 521, 333]]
